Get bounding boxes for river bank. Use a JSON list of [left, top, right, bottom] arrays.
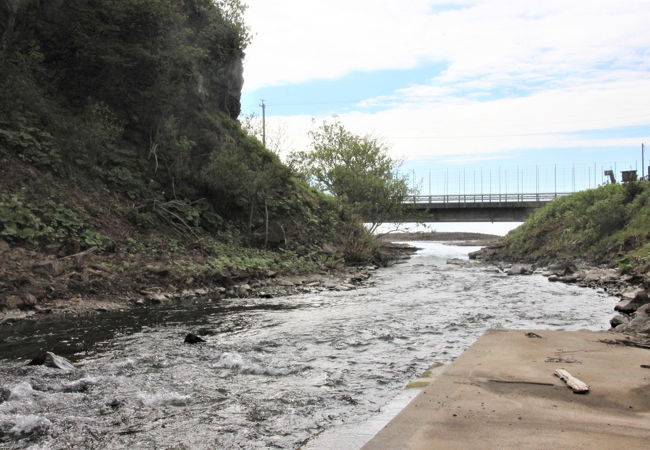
[[471, 244, 650, 340], [0, 241, 617, 448], [0, 238, 417, 324]]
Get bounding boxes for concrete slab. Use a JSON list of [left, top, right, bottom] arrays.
[[363, 329, 650, 449]]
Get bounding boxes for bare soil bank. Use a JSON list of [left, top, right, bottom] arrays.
[[0, 240, 416, 324]]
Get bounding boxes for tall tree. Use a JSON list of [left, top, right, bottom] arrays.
[[291, 119, 411, 232]]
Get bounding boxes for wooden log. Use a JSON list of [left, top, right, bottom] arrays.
[[554, 368, 589, 394]]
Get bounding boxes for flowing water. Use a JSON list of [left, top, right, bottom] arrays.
[[0, 242, 618, 449]]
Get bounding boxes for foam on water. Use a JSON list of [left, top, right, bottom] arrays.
[[137, 391, 191, 407], [55, 376, 99, 393], [212, 352, 290, 376], [8, 382, 35, 402], [0, 414, 51, 437], [0, 242, 619, 448]]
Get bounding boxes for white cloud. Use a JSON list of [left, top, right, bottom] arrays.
[[264, 78, 650, 160], [242, 0, 650, 160], [244, 0, 650, 91]]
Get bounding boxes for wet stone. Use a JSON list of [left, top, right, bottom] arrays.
[[28, 352, 75, 371], [184, 333, 206, 344], [610, 314, 629, 328], [507, 264, 532, 276]]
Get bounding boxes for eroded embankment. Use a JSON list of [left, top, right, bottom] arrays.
[[0, 239, 415, 324]]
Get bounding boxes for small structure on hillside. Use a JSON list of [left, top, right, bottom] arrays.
[[621, 170, 638, 183], [604, 170, 616, 184]]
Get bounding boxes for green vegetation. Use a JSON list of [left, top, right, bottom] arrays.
[[291, 119, 411, 233], [0, 0, 381, 304], [493, 182, 650, 271], [0, 193, 112, 250]]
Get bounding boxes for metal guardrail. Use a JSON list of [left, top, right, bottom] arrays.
[[404, 192, 572, 204]]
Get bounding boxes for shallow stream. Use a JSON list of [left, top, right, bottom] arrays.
[[0, 242, 617, 448]]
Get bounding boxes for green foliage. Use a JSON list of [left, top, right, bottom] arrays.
[[167, 237, 321, 279], [127, 210, 157, 230], [68, 101, 124, 166], [0, 125, 61, 167], [291, 119, 411, 232], [497, 182, 650, 266], [0, 194, 112, 250], [0, 194, 44, 242], [0, 0, 380, 266]]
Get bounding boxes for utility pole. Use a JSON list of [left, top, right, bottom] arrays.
[[642, 143, 646, 180], [259, 99, 266, 147]]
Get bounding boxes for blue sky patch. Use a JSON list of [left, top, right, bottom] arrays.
[[400, 145, 646, 195], [240, 62, 448, 117]]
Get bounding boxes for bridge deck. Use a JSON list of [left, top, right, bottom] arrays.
[[404, 192, 570, 205], [396, 192, 567, 222]]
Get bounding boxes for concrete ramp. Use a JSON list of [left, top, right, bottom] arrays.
[[363, 329, 650, 449]]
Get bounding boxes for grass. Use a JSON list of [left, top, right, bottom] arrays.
[[494, 182, 650, 270]]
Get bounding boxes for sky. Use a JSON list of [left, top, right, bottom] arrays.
[[239, 0, 650, 195]]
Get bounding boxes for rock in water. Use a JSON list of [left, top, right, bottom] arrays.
[[507, 264, 532, 276], [28, 352, 75, 371], [610, 314, 629, 328], [184, 333, 206, 344]]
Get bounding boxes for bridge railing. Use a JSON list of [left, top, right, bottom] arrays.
[[404, 192, 572, 204]]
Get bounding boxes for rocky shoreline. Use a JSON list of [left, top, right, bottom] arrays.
[[0, 241, 417, 324], [470, 245, 650, 339]]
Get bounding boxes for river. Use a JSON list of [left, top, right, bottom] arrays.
[[0, 242, 617, 449]]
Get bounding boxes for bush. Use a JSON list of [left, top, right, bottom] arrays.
[[0, 194, 112, 250]]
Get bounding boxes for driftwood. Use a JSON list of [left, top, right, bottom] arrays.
[[554, 369, 589, 394]]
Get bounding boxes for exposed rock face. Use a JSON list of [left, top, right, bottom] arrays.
[[198, 56, 243, 119], [28, 352, 75, 370]]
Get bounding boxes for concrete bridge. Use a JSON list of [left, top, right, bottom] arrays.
[[399, 192, 570, 222]]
